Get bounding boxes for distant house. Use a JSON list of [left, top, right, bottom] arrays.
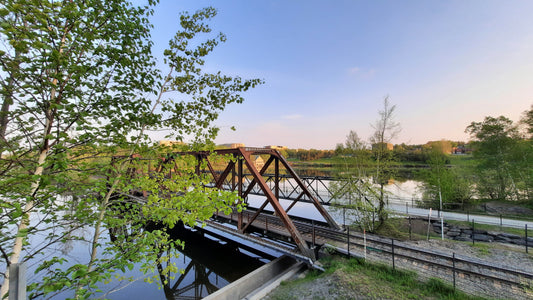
[[254, 155, 265, 169], [264, 145, 288, 150], [371, 142, 393, 151], [159, 140, 185, 147], [219, 143, 245, 149], [452, 144, 472, 154], [425, 140, 453, 154]]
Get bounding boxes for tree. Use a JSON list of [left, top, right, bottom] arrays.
[[369, 96, 400, 227], [420, 145, 472, 210], [331, 97, 400, 231], [330, 130, 376, 231], [345, 130, 366, 153], [520, 104, 533, 139], [465, 115, 529, 201], [0, 1, 260, 298]]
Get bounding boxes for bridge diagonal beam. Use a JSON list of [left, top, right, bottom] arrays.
[[242, 156, 275, 199], [237, 148, 315, 259], [202, 155, 219, 183], [276, 155, 340, 230], [317, 178, 335, 203], [171, 259, 195, 291], [215, 160, 235, 189], [305, 178, 325, 203], [285, 192, 305, 213], [241, 199, 270, 233], [284, 177, 301, 199]]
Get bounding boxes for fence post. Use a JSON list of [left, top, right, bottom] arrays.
[[372, 208, 375, 230], [364, 229, 367, 261], [408, 216, 412, 240], [312, 220, 316, 247], [452, 253, 456, 291], [406, 202, 408, 214], [343, 207, 346, 228], [9, 262, 26, 300], [472, 219, 475, 245], [526, 224, 529, 254], [426, 209, 432, 241], [347, 226, 350, 258], [391, 239, 395, 270]]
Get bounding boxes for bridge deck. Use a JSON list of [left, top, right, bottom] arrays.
[[212, 210, 332, 248]]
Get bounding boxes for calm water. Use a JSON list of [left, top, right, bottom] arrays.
[[6, 214, 275, 300]]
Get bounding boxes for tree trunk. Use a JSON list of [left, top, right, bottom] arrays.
[[0, 138, 50, 298]]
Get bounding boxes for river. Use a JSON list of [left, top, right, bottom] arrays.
[[2, 211, 278, 300]]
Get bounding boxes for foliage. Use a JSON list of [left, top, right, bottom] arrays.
[[520, 104, 533, 139], [0, 1, 260, 298], [285, 148, 335, 161], [330, 130, 378, 231], [419, 146, 473, 209], [465, 115, 532, 202], [330, 97, 400, 230], [368, 97, 400, 227]]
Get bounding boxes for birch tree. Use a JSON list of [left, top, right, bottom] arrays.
[[369, 96, 400, 227], [0, 1, 260, 298]]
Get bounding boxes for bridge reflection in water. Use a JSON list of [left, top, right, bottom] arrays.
[[156, 223, 274, 300]]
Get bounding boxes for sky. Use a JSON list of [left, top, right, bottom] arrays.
[[145, 0, 533, 149]]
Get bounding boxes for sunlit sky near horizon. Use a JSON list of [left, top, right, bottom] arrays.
[[147, 0, 533, 149]]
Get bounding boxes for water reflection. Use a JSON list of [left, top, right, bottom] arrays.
[[153, 223, 267, 299]]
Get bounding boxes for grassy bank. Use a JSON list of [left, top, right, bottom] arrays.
[[264, 256, 485, 299]]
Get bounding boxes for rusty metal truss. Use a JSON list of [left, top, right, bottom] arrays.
[[181, 147, 340, 260], [111, 147, 340, 260]]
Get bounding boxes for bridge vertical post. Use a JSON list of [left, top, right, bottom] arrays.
[[274, 157, 279, 200], [231, 162, 236, 191], [195, 155, 201, 176], [238, 158, 243, 232]]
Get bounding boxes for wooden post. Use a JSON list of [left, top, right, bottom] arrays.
[[9, 262, 26, 300]]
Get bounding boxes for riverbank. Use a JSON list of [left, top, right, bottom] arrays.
[[263, 238, 532, 299]]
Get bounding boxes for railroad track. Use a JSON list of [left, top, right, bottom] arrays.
[[213, 209, 533, 298]]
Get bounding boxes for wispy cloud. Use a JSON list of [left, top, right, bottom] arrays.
[[349, 67, 360, 74], [281, 114, 303, 120], [348, 66, 376, 78]]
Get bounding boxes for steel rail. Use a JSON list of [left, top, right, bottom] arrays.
[[233, 209, 533, 288]]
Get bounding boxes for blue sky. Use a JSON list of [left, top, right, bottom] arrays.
[[147, 0, 533, 149]]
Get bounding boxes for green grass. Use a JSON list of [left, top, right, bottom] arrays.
[[472, 243, 491, 257], [266, 256, 487, 300], [447, 155, 477, 167], [334, 257, 485, 299]]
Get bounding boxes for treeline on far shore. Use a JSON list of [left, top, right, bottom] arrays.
[[283, 140, 464, 164]]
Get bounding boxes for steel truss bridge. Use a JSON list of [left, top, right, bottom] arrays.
[[112, 147, 342, 261]]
